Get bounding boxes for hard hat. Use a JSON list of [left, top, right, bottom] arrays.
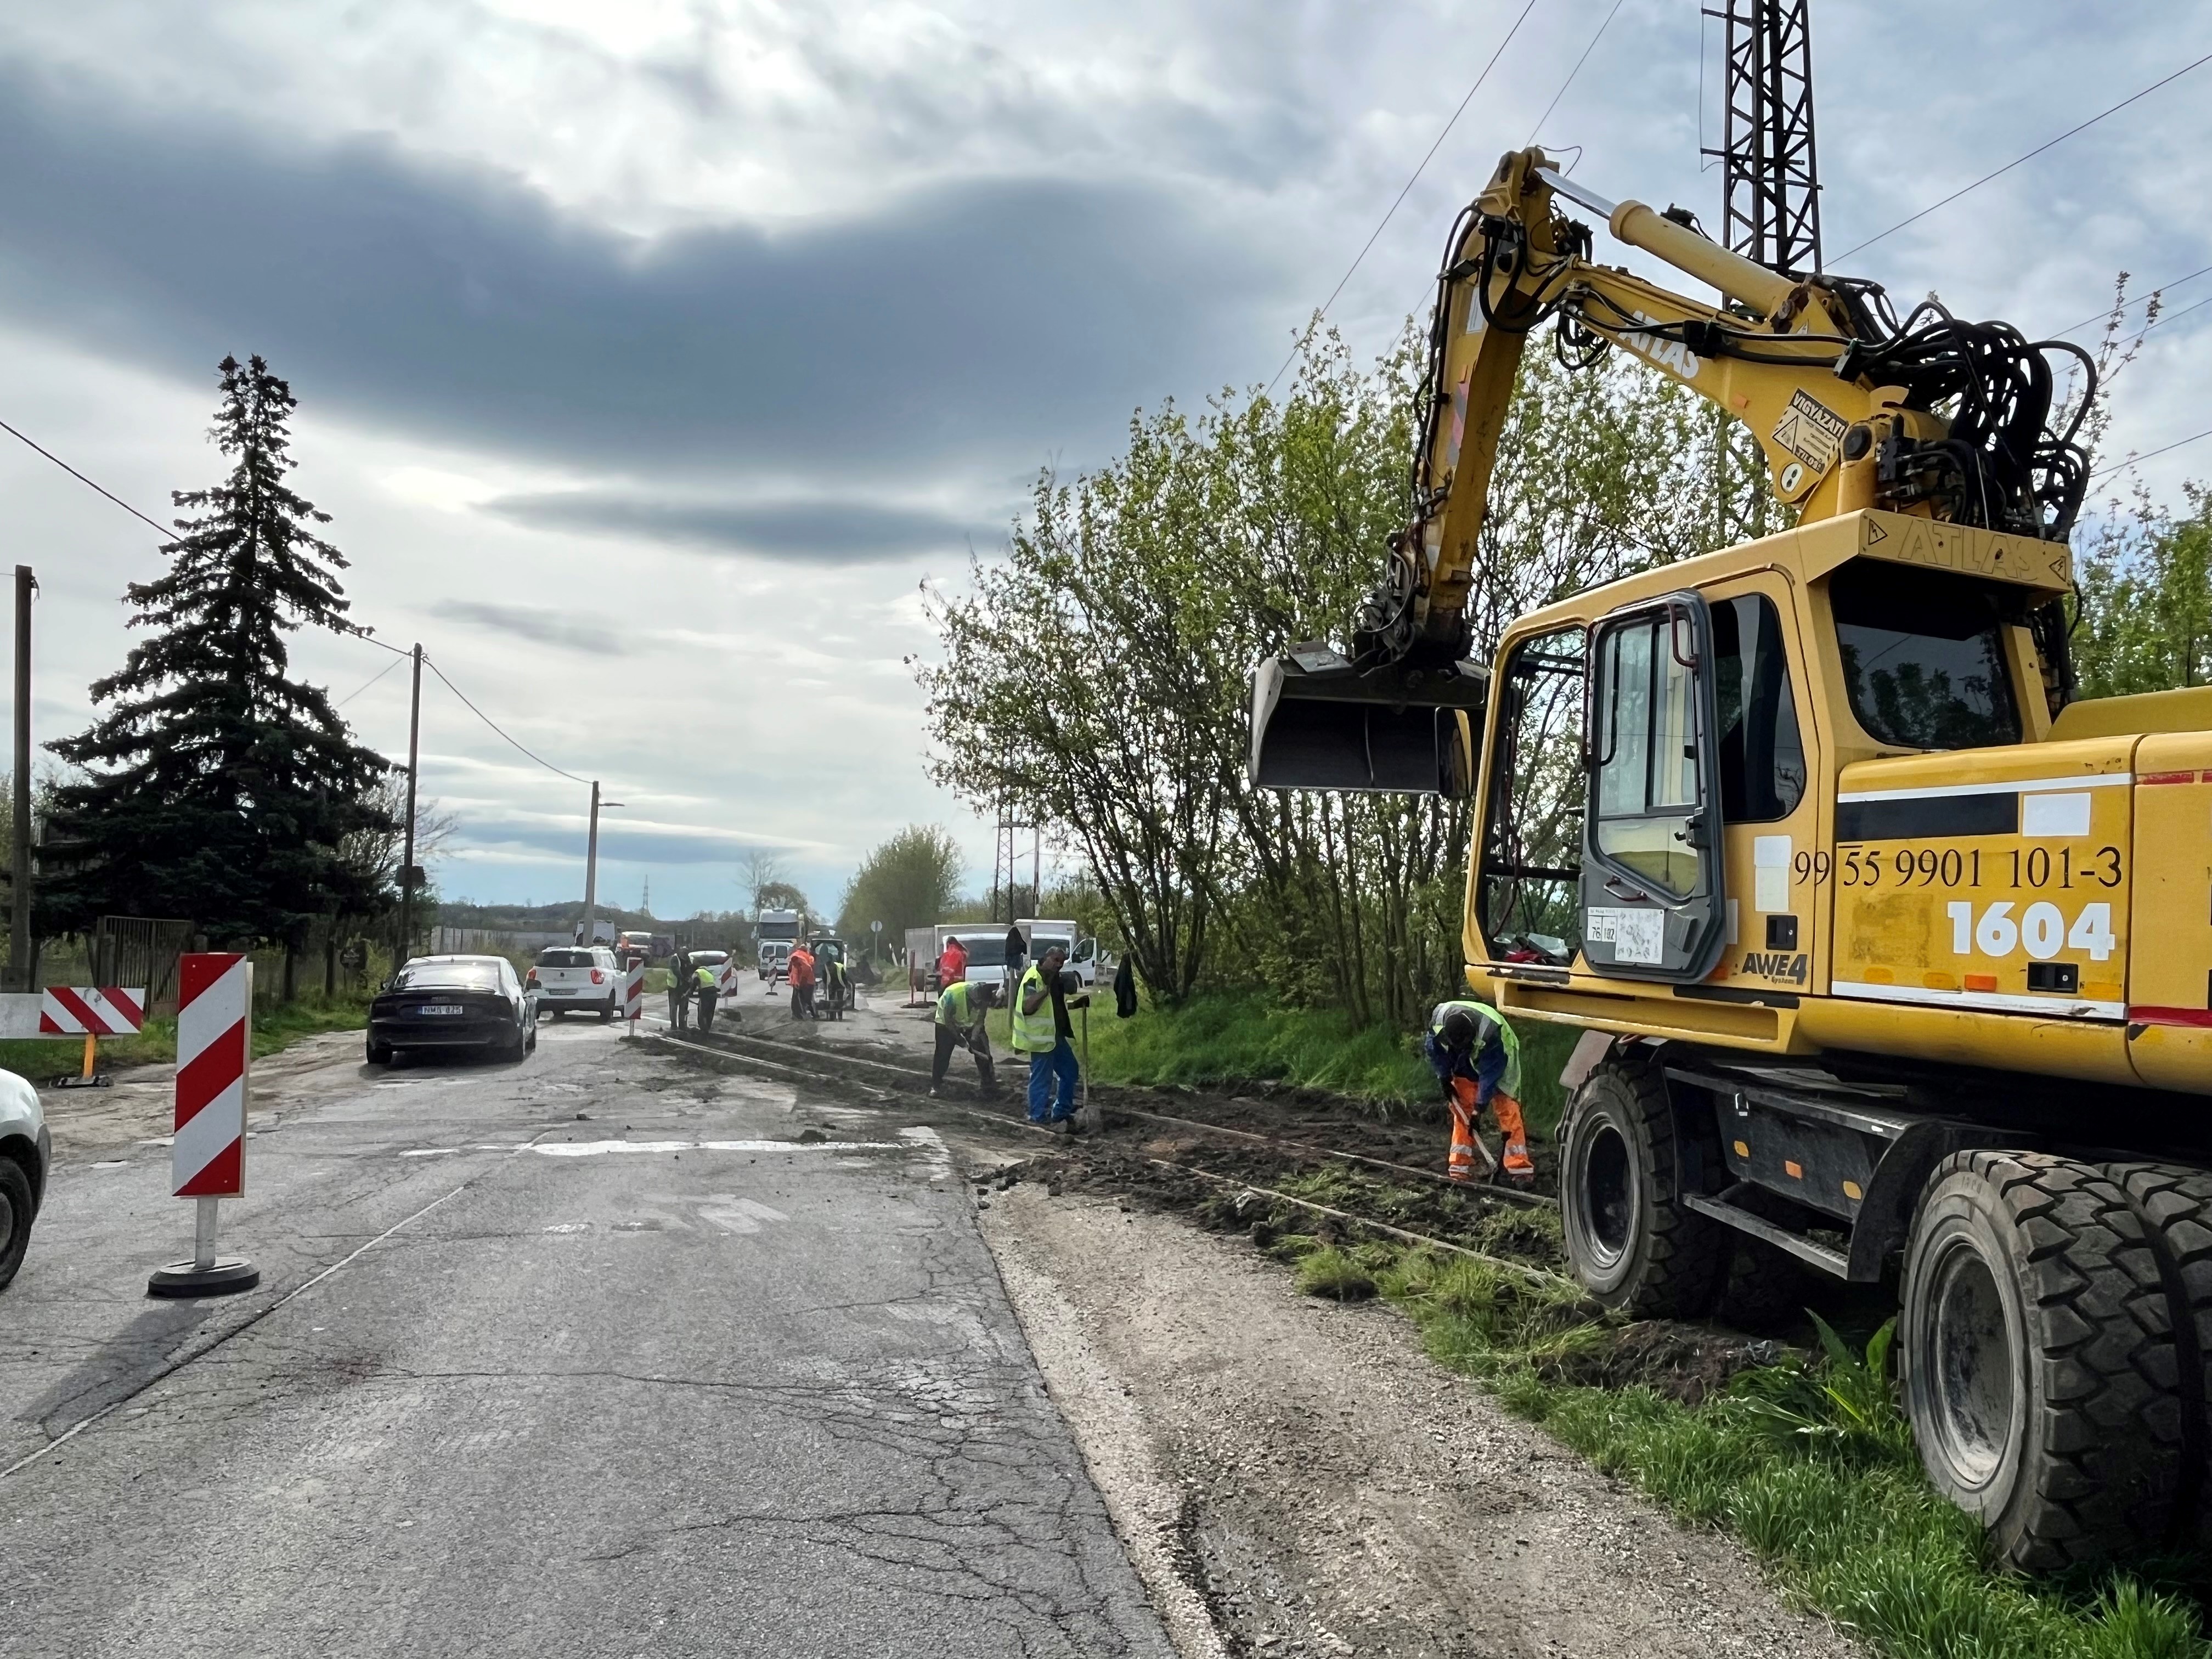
[[1439, 1008, 1479, 1049]]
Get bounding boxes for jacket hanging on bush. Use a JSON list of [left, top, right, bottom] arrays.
[[1113, 956, 1137, 1019]]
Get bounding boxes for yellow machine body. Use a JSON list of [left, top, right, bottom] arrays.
[[1463, 508, 2211, 1095]]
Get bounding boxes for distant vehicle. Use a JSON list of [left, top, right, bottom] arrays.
[[615, 930, 654, 968], [368, 955, 539, 1065], [757, 909, 801, 978], [528, 945, 622, 1022], [0, 1065, 49, 1293], [1017, 917, 1105, 989]]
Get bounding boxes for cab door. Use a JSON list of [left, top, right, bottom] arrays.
[[1581, 593, 1729, 981]]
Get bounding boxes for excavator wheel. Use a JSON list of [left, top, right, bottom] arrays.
[[1899, 1151, 2183, 1573], [1558, 1047, 1725, 1318], [2103, 1161, 2212, 1547]]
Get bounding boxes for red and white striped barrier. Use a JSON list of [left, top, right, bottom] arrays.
[[624, 962, 644, 1026], [40, 985, 146, 1035], [174, 953, 250, 1199], [716, 959, 739, 998]]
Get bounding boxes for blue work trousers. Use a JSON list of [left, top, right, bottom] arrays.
[[1027, 1039, 1081, 1122]]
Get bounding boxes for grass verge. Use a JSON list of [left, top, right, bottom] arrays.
[[0, 992, 375, 1081], [1015, 989, 1583, 1129], [1257, 1221, 2210, 1658]]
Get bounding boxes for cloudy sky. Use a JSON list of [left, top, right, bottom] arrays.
[[3, 0, 2207, 921]]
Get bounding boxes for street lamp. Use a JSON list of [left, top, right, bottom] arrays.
[[581, 783, 625, 945]]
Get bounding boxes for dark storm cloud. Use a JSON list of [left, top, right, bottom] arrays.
[[481, 492, 992, 562], [0, 64, 1274, 482], [429, 600, 630, 656]]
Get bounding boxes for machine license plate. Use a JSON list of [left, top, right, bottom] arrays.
[[548, 987, 574, 995], [417, 1005, 465, 1016]]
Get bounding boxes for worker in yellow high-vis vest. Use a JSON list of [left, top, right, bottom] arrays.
[[929, 978, 1000, 1097], [1424, 1001, 1532, 1186], [1012, 943, 1085, 1128]]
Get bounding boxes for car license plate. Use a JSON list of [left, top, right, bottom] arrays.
[[417, 1005, 465, 1016], [548, 987, 574, 995]]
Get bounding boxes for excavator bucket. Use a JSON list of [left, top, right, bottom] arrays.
[[1247, 644, 1486, 795]]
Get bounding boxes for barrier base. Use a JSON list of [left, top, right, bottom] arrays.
[[146, 1256, 260, 1298]]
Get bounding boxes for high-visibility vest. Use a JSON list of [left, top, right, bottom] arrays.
[[1010, 964, 1057, 1053], [696, 967, 717, 991], [936, 982, 978, 1028], [1429, 1000, 1521, 1098]]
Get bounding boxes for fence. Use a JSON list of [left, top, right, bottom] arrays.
[[92, 917, 194, 1018]]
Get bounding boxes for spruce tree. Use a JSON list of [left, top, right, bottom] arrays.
[[48, 355, 393, 947]]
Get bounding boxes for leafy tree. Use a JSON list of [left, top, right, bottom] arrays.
[[46, 355, 392, 947], [2073, 483, 2212, 699], [837, 825, 963, 947]]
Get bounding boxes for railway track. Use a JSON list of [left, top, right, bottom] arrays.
[[645, 1022, 1574, 1288]]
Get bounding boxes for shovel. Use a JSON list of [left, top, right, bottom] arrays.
[[1074, 1000, 1102, 1135]]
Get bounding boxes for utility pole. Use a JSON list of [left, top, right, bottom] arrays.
[[11, 566, 34, 992], [397, 644, 422, 967], [1702, 0, 1822, 546], [582, 780, 602, 946], [1705, 0, 1822, 278]]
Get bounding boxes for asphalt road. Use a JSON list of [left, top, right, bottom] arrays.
[[0, 1009, 1173, 1658]]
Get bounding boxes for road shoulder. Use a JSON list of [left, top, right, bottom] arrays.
[[978, 1181, 1857, 1659]]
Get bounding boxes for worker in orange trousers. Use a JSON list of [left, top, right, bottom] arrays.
[[1424, 1001, 1533, 1186]]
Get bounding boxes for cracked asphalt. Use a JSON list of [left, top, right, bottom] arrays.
[[0, 1014, 1176, 1658]]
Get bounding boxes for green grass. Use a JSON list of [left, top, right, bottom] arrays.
[[1258, 1228, 2212, 1659], [0, 991, 375, 1081], [992, 989, 1583, 1130]]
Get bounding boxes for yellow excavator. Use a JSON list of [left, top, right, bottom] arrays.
[[1250, 145, 2212, 1572]]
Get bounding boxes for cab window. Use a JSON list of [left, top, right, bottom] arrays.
[[1593, 613, 1701, 896], [1712, 594, 1805, 821], [1478, 626, 1585, 963], [1830, 560, 2022, 750]]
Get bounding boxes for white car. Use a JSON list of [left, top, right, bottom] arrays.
[[0, 1066, 49, 1292], [528, 945, 624, 1022]]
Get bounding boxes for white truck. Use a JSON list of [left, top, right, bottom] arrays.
[[1017, 917, 1105, 989], [757, 909, 802, 980]]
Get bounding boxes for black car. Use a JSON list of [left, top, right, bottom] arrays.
[[367, 955, 538, 1065]]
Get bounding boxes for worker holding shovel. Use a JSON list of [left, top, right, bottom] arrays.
[[1424, 1001, 1531, 1188]]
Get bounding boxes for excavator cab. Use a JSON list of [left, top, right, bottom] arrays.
[[1247, 644, 1485, 795]]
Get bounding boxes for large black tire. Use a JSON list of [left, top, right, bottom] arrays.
[[600, 994, 616, 1024], [1900, 1151, 2183, 1573], [2103, 1161, 2212, 1545], [0, 1156, 35, 1293], [1558, 1048, 1726, 1317], [365, 1036, 393, 1066]]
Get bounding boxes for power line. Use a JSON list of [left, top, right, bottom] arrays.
[[1, 410, 413, 657], [1526, 0, 1626, 146], [1265, 0, 1544, 395], [1, 416, 184, 545], [335, 656, 402, 709], [2051, 262, 2212, 340], [1833, 48, 2212, 263], [422, 656, 591, 786], [2091, 426, 2212, 483]]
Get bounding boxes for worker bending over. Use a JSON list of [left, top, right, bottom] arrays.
[[1424, 1001, 1532, 1187], [929, 979, 1000, 1097], [693, 960, 721, 1034]]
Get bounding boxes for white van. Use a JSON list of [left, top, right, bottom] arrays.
[[1016, 918, 1105, 989]]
